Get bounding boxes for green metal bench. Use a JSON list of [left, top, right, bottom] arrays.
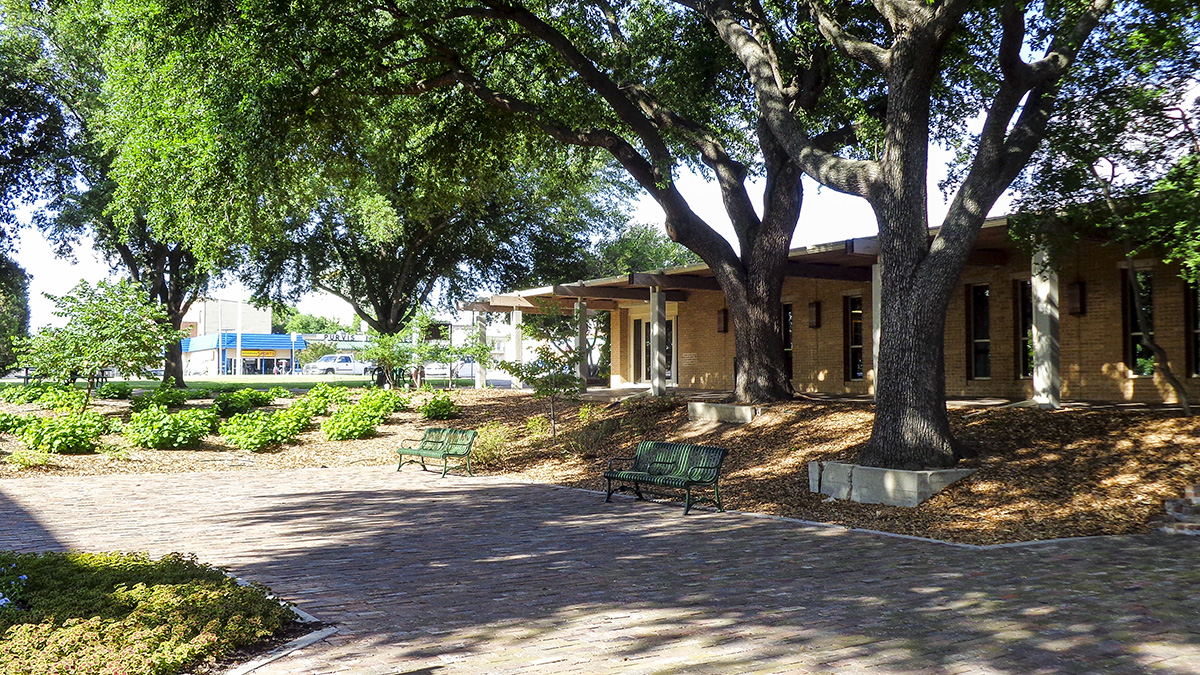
[[396, 428, 479, 477], [604, 441, 729, 515]]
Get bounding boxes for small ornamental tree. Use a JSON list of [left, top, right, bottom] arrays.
[[361, 332, 418, 388], [16, 280, 186, 414], [500, 346, 584, 444]]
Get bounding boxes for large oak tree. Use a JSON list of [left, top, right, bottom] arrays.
[[687, 0, 1198, 467]]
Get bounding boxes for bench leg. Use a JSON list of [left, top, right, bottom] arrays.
[[465, 453, 474, 477], [604, 478, 613, 503], [633, 483, 644, 500], [441, 456, 450, 478], [684, 486, 693, 515], [714, 483, 724, 512]]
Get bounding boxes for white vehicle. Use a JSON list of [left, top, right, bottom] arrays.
[[302, 354, 374, 376]]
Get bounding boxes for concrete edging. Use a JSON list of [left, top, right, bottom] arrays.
[[223, 574, 337, 675], [809, 460, 976, 507]]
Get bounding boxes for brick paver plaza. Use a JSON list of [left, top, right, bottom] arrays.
[[1, 467, 1197, 674]]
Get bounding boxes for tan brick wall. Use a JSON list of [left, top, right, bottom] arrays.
[[603, 239, 1198, 404], [1055, 243, 1199, 403], [782, 278, 875, 395], [943, 256, 1035, 399], [676, 292, 736, 390]]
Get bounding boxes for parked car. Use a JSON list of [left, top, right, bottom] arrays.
[[302, 354, 374, 375]]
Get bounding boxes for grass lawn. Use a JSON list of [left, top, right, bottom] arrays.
[[0, 551, 296, 675]]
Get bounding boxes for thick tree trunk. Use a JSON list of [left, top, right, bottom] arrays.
[[858, 276, 958, 468], [722, 271, 792, 403], [162, 309, 187, 388]]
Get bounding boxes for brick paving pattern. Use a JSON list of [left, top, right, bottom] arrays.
[[1, 467, 1198, 674]]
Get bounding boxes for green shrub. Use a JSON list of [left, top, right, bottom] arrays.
[[130, 380, 189, 412], [0, 385, 58, 405], [321, 405, 379, 440], [473, 421, 509, 466], [417, 391, 460, 420], [18, 413, 112, 455], [357, 389, 409, 423], [266, 386, 292, 399], [565, 417, 622, 457], [212, 388, 274, 417], [270, 406, 311, 438], [0, 551, 294, 675], [305, 382, 351, 405], [185, 388, 211, 400], [0, 411, 33, 434], [35, 387, 86, 412], [524, 414, 550, 438], [5, 447, 50, 469], [286, 395, 329, 419], [124, 405, 217, 450], [218, 411, 288, 452], [577, 403, 595, 426], [96, 382, 134, 400]]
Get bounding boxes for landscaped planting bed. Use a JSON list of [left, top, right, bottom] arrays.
[[1, 386, 1198, 544], [0, 551, 296, 675]]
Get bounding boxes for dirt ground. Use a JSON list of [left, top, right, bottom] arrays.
[[2, 388, 1197, 545]]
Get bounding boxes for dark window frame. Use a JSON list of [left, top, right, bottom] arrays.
[[782, 303, 794, 380], [1015, 280, 1033, 379], [1122, 269, 1155, 377], [966, 284, 991, 380], [843, 295, 864, 382]]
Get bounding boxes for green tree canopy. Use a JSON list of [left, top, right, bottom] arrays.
[[0, 254, 29, 371], [17, 279, 185, 412]]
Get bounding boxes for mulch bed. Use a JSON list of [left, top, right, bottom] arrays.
[[2, 388, 1197, 545]]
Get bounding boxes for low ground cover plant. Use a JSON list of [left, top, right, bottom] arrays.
[[305, 382, 351, 405], [219, 411, 289, 452], [417, 391, 460, 420], [130, 379, 190, 412], [0, 550, 294, 675], [124, 405, 218, 449], [96, 382, 133, 400], [321, 404, 379, 440], [0, 411, 32, 434], [213, 388, 275, 417], [357, 389, 409, 421], [18, 412, 114, 455]]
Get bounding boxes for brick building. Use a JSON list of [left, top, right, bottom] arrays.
[[468, 218, 1199, 405]]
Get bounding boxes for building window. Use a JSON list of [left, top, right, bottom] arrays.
[[632, 319, 643, 381], [1124, 270, 1155, 376], [1190, 285, 1200, 376], [782, 304, 793, 379], [1016, 280, 1033, 379], [967, 284, 991, 379], [635, 317, 673, 382], [844, 296, 864, 381]]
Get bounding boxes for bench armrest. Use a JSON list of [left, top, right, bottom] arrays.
[[397, 438, 426, 449], [606, 456, 636, 471]]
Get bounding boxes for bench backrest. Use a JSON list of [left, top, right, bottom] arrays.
[[420, 428, 478, 456], [631, 441, 728, 484]]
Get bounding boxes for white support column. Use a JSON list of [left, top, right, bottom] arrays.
[[474, 318, 488, 389], [575, 299, 588, 391], [235, 300, 243, 376], [509, 310, 524, 390], [871, 263, 882, 398], [649, 287, 667, 396], [1032, 249, 1061, 409]]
